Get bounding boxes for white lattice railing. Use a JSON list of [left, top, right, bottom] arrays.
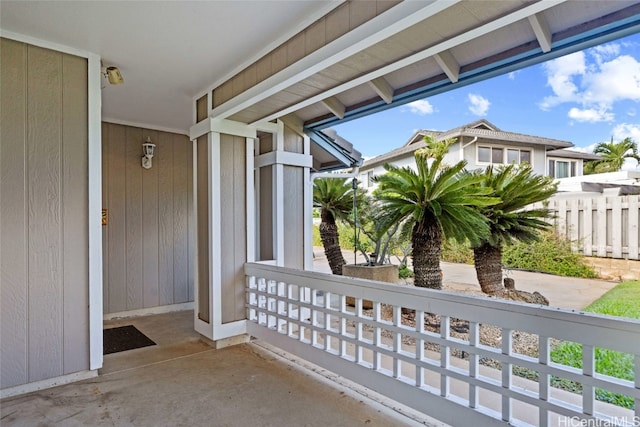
[[245, 262, 640, 427]]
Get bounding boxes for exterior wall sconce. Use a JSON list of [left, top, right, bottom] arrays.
[[142, 137, 156, 169], [104, 66, 124, 85]]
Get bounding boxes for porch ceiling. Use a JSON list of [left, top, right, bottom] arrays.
[[0, 1, 337, 133], [219, 0, 640, 130], [3, 1, 640, 136]]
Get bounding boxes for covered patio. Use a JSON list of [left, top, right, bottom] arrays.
[[2, 1, 640, 426], [2, 310, 428, 426]]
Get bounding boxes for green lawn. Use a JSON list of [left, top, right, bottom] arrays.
[[550, 280, 640, 409], [584, 280, 640, 319]]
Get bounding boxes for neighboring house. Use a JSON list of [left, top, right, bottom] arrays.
[[359, 119, 601, 190]]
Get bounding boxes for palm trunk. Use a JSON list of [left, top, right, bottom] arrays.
[[473, 242, 504, 294], [412, 221, 442, 289], [319, 209, 346, 275]]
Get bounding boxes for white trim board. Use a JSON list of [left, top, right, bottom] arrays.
[[102, 117, 188, 137]]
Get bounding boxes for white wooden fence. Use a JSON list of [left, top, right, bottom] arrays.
[[246, 263, 640, 427], [537, 195, 640, 260]]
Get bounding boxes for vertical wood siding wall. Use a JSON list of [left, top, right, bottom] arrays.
[[282, 125, 305, 269], [102, 123, 194, 314], [196, 136, 209, 323], [258, 133, 274, 261], [1, 39, 89, 389], [220, 134, 247, 324], [535, 195, 640, 260]]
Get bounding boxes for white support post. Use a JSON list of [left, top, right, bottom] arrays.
[[246, 137, 256, 264], [416, 310, 425, 388], [87, 52, 103, 371], [468, 321, 479, 409], [501, 328, 513, 423], [209, 131, 222, 340], [539, 336, 550, 427], [440, 315, 450, 398], [635, 355, 640, 419], [274, 120, 286, 266], [192, 138, 205, 337], [582, 344, 595, 416]]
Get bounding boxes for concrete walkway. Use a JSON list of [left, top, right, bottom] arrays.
[[313, 247, 618, 310]]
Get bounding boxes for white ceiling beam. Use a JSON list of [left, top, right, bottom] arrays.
[[322, 97, 346, 119], [251, 0, 566, 126], [368, 77, 394, 104], [528, 12, 553, 53], [433, 50, 460, 83], [210, 0, 463, 120]]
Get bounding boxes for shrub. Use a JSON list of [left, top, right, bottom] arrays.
[[441, 238, 474, 264], [313, 222, 359, 250], [502, 230, 597, 278], [398, 264, 414, 279]]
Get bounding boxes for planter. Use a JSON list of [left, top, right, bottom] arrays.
[[342, 264, 399, 309]]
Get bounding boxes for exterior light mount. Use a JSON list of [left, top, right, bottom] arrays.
[[142, 136, 156, 169]]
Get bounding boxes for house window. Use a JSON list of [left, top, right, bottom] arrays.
[[478, 146, 491, 163], [548, 159, 577, 178], [556, 161, 569, 178], [478, 146, 532, 165], [367, 171, 373, 187], [491, 147, 503, 164]]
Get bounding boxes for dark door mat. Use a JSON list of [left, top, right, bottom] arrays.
[[103, 325, 156, 355]]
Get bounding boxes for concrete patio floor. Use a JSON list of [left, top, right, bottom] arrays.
[[1, 310, 437, 427], [1, 254, 620, 426]]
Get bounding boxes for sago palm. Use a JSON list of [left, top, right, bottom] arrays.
[[313, 178, 355, 275], [471, 164, 557, 294], [375, 138, 498, 289]]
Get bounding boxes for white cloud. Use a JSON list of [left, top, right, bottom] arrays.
[[590, 43, 621, 64], [581, 55, 640, 106], [539, 48, 640, 123], [467, 93, 490, 116], [568, 143, 598, 154], [539, 52, 586, 110], [507, 70, 520, 80], [567, 107, 614, 123], [405, 100, 436, 115], [612, 123, 640, 142], [628, 108, 636, 117]]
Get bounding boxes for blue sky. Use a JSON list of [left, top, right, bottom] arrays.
[[334, 33, 640, 160]]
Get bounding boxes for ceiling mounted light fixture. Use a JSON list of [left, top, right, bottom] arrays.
[[104, 66, 124, 85]]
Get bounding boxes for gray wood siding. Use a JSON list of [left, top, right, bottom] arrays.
[[101, 123, 194, 315], [220, 134, 247, 323], [283, 166, 304, 269], [258, 166, 274, 261], [196, 135, 209, 323], [0, 39, 89, 388], [211, 1, 401, 107], [258, 133, 274, 261], [282, 126, 305, 269]]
